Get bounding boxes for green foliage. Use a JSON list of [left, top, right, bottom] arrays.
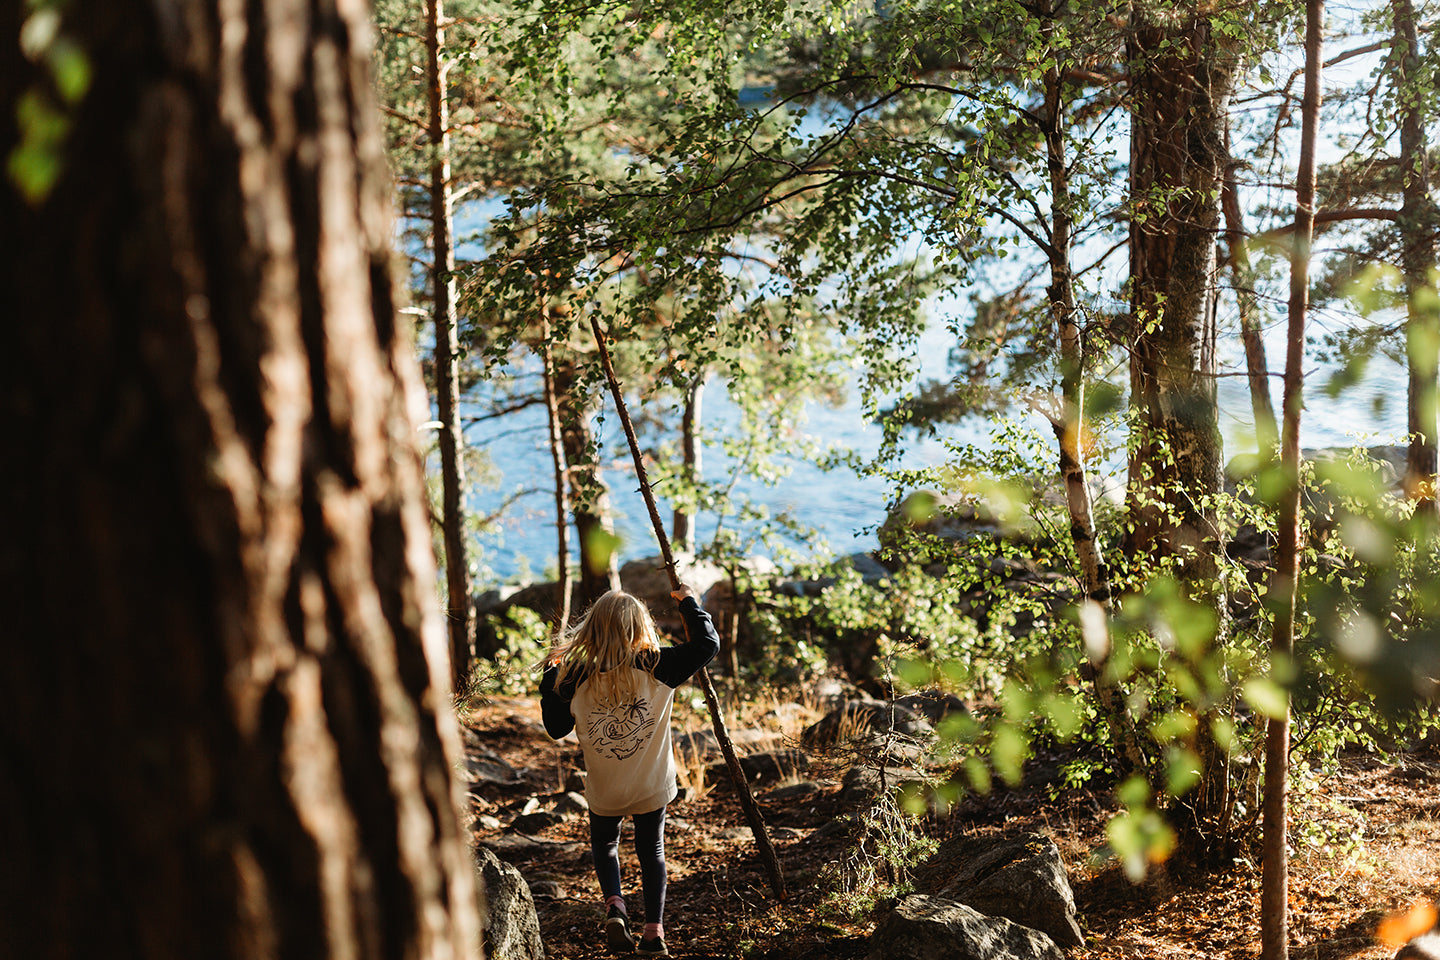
[[473, 607, 551, 696], [8, 0, 91, 204], [817, 791, 938, 921], [847, 417, 1440, 878]]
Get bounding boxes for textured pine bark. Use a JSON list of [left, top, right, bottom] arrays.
[[0, 2, 480, 957], [1126, 0, 1240, 866], [1125, 3, 1236, 573]]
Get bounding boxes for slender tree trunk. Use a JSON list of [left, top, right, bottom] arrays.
[[1263, 4, 1322, 958], [541, 322, 575, 635], [1222, 132, 1280, 456], [673, 373, 707, 555], [553, 354, 621, 608], [1041, 30, 1145, 775], [1393, 0, 1440, 518], [0, 2, 481, 956], [427, 0, 476, 689]]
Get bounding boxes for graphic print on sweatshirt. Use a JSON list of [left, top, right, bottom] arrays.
[[585, 694, 659, 761]]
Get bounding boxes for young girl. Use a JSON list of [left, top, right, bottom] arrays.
[[540, 585, 719, 956]]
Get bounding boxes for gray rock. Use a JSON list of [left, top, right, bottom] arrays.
[[802, 699, 932, 747], [765, 781, 822, 803], [474, 846, 545, 960], [776, 552, 894, 597], [526, 878, 566, 901], [619, 554, 728, 636], [737, 749, 809, 785], [675, 729, 720, 762], [811, 675, 865, 708], [510, 811, 563, 835], [839, 765, 923, 802], [761, 702, 813, 729], [912, 833, 1083, 949], [553, 791, 589, 816], [1397, 931, 1440, 960], [704, 750, 807, 787], [805, 817, 853, 843], [895, 691, 969, 725], [467, 753, 520, 786], [478, 834, 586, 861], [869, 894, 1063, 960]]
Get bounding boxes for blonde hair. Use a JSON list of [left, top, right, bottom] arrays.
[[545, 590, 662, 701]]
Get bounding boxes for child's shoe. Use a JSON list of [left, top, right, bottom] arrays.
[[605, 906, 635, 954], [637, 935, 669, 956]]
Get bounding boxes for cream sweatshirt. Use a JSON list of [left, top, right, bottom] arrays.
[[540, 597, 719, 817]]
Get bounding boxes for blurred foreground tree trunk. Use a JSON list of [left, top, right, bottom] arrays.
[[0, 1, 481, 958]]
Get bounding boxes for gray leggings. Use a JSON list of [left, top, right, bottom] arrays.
[[589, 806, 667, 924]]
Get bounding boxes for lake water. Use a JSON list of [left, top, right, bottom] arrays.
[[465, 316, 1411, 585]]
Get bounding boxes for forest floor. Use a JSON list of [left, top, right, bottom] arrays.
[[462, 691, 1440, 960]]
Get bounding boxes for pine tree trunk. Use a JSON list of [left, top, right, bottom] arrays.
[[1126, 1, 1239, 861], [553, 355, 621, 607], [1222, 135, 1280, 456], [1393, 0, 1440, 518], [1125, 2, 1235, 576], [0, 2, 481, 957], [428, 0, 477, 689], [673, 374, 706, 555]]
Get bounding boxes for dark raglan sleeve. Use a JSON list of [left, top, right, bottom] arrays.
[[539, 665, 576, 739], [653, 596, 721, 688]]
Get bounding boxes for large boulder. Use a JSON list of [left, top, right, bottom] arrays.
[[474, 846, 545, 960], [802, 699, 932, 748], [910, 833, 1083, 949], [704, 748, 809, 786], [838, 764, 925, 803], [869, 895, 1064, 960], [618, 553, 729, 632], [894, 690, 969, 726]]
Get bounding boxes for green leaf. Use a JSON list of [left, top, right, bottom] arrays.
[[1242, 677, 1289, 720], [992, 722, 1028, 787], [48, 39, 91, 104], [583, 528, 622, 575], [1163, 746, 1202, 796]]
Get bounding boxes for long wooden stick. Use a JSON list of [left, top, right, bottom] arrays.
[[588, 313, 787, 901]]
